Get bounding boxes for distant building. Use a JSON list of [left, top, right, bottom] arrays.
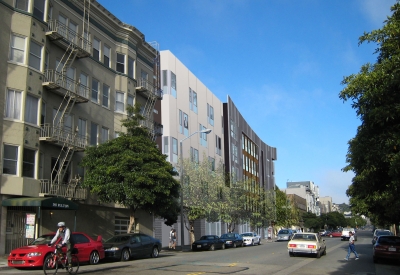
[[319, 196, 332, 213], [284, 181, 320, 215]]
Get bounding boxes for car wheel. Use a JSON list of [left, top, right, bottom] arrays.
[[89, 251, 100, 265], [150, 246, 159, 258], [373, 256, 378, 263], [209, 244, 215, 251], [252, 240, 255, 246], [322, 247, 327, 256], [258, 239, 261, 245], [289, 252, 294, 257], [121, 248, 130, 261], [221, 244, 225, 250], [233, 242, 237, 248], [316, 250, 321, 259], [241, 242, 244, 247]]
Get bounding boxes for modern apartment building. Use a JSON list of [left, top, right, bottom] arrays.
[[156, 50, 225, 247], [0, 0, 162, 254]]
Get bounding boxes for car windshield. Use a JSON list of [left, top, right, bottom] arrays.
[[105, 235, 131, 243], [278, 230, 289, 234], [200, 236, 215, 240], [221, 234, 235, 238], [241, 233, 253, 237], [378, 236, 400, 245], [30, 235, 55, 245]]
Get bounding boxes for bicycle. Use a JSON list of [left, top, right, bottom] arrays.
[[43, 244, 79, 275]]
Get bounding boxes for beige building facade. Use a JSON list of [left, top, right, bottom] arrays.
[[1, 0, 161, 254]]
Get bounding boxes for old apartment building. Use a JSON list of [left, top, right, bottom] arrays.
[[0, 0, 162, 254]]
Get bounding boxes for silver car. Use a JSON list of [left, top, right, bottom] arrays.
[[277, 229, 294, 241]]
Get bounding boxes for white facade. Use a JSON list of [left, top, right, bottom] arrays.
[[285, 181, 320, 215], [156, 50, 225, 247]]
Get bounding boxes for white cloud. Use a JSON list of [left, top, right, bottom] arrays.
[[359, 0, 395, 26]]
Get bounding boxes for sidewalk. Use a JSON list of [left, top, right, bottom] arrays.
[[0, 255, 9, 270]]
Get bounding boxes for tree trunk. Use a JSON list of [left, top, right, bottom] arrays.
[[127, 207, 135, 233]]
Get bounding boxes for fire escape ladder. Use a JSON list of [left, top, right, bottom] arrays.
[[50, 142, 75, 194]]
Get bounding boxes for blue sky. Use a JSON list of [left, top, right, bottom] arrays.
[[98, 0, 395, 204]]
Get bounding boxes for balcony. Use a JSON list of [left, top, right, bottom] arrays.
[[40, 124, 87, 151], [136, 78, 163, 100], [46, 20, 91, 58], [39, 179, 87, 201], [139, 119, 163, 138], [43, 70, 89, 102]]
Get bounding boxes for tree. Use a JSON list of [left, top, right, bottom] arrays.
[[180, 155, 225, 244], [80, 105, 180, 233], [339, 2, 400, 233]]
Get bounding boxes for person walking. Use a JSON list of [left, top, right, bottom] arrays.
[[169, 228, 174, 249], [171, 229, 177, 250], [344, 231, 359, 260]]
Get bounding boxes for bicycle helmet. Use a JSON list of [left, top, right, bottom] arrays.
[[57, 221, 66, 227]]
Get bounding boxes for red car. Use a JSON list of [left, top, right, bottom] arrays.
[[373, 235, 400, 263], [326, 230, 342, 238], [8, 232, 105, 268]]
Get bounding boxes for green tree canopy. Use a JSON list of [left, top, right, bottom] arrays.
[[339, 2, 400, 231], [80, 105, 180, 232]]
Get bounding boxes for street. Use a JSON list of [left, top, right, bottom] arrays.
[[2, 230, 399, 275]]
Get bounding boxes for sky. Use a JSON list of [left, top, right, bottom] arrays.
[[97, 0, 395, 204]]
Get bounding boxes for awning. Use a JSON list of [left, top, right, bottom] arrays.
[[2, 197, 79, 210]]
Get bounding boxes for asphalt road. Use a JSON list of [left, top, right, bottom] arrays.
[[1, 229, 399, 275]]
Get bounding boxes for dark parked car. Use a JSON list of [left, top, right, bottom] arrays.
[[219, 233, 243, 248], [103, 233, 161, 261], [373, 236, 400, 263], [372, 230, 393, 245], [192, 235, 225, 251]]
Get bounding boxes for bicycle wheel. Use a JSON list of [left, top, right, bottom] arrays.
[[67, 255, 79, 275], [43, 254, 58, 275]]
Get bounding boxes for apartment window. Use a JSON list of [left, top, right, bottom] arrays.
[[103, 45, 110, 67], [10, 34, 25, 63], [93, 38, 100, 61], [78, 118, 87, 139], [190, 147, 199, 164], [102, 84, 109, 108], [15, 0, 29, 11], [162, 70, 168, 94], [91, 79, 99, 103], [101, 127, 109, 143], [22, 148, 36, 178], [115, 92, 124, 112], [33, 0, 45, 20], [179, 110, 189, 136], [189, 88, 198, 113], [199, 124, 208, 147], [128, 57, 134, 78], [29, 40, 42, 71], [68, 21, 78, 44], [40, 101, 46, 125], [3, 144, 18, 175], [208, 156, 215, 171], [5, 89, 22, 120], [25, 94, 38, 125], [116, 53, 125, 73], [79, 73, 88, 97], [216, 135, 222, 156], [127, 94, 134, 107], [207, 104, 214, 126], [163, 136, 169, 154], [90, 122, 98, 146], [171, 72, 177, 98], [172, 137, 178, 163]]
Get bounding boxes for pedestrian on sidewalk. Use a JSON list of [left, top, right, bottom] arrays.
[[169, 228, 174, 249], [171, 229, 177, 250], [344, 231, 359, 260]]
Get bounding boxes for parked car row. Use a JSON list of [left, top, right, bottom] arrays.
[[191, 232, 261, 251], [8, 231, 161, 268]]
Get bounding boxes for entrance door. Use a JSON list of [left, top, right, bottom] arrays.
[[5, 211, 31, 254]]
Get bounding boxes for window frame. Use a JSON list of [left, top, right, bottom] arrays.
[[90, 122, 98, 146], [102, 83, 109, 108], [115, 91, 125, 113], [25, 94, 39, 125], [103, 44, 110, 67], [91, 78, 99, 103], [29, 40, 42, 71], [116, 53, 125, 74], [3, 144, 19, 175], [5, 89, 22, 120], [10, 34, 26, 64], [93, 37, 100, 61], [22, 147, 36, 178]]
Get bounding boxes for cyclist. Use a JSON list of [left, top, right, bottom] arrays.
[[49, 222, 74, 269]]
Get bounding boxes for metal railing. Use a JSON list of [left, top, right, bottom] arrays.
[[40, 179, 87, 200], [47, 19, 92, 53], [43, 70, 90, 100], [40, 124, 87, 149], [136, 78, 163, 99]]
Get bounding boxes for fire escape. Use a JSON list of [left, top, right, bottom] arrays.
[[39, 0, 91, 200], [136, 41, 163, 141]]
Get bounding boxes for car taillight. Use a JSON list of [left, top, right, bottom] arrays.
[[374, 245, 387, 251], [307, 245, 316, 249], [289, 244, 297, 248]]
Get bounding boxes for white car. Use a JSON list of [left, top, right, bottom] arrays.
[[240, 232, 261, 246], [288, 232, 327, 258]]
